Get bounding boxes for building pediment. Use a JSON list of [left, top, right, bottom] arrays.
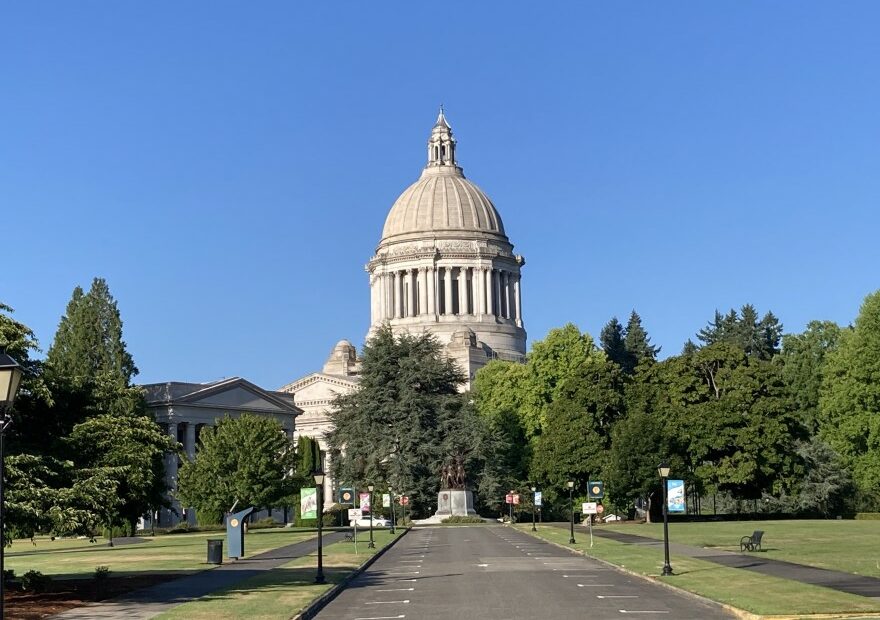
[[144, 377, 301, 416]]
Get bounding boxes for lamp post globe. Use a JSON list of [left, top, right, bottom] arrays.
[[1, 352, 24, 619], [567, 480, 576, 544], [313, 470, 326, 584], [657, 461, 673, 576], [367, 484, 376, 549]]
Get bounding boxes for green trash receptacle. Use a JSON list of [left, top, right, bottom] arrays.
[[207, 539, 223, 564]]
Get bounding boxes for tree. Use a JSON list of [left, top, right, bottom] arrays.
[[623, 310, 660, 373], [177, 414, 295, 522], [329, 326, 494, 517], [697, 305, 782, 359], [779, 321, 841, 432], [819, 290, 880, 506], [530, 357, 624, 512], [600, 317, 628, 369], [68, 414, 176, 534], [296, 435, 321, 480]]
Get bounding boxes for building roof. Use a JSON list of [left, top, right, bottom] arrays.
[[142, 377, 302, 415]]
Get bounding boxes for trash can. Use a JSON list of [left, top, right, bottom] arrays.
[[207, 539, 223, 564]]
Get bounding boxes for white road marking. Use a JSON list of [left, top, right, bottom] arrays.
[[376, 588, 415, 592], [577, 583, 614, 587], [365, 600, 410, 605], [597, 595, 638, 599], [477, 563, 489, 567], [387, 571, 420, 575], [399, 560, 422, 563], [354, 616, 405, 620], [618, 611, 669, 614]]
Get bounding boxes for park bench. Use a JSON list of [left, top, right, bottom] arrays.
[[740, 530, 764, 552]]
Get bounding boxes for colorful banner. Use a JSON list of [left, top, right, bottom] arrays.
[[382, 493, 391, 508], [667, 479, 686, 514], [534, 491, 542, 507], [359, 492, 371, 513], [300, 487, 317, 519]]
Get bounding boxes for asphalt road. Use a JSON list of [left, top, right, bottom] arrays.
[[314, 525, 732, 620]]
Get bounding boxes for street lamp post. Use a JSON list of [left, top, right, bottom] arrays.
[[658, 462, 673, 576], [567, 480, 576, 544], [1, 352, 25, 619], [530, 486, 537, 532], [367, 484, 376, 549], [388, 486, 395, 534], [313, 470, 326, 584]]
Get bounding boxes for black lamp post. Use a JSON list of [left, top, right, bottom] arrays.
[[658, 462, 673, 576], [313, 470, 326, 584], [367, 484, 376, 549], [388, 486, 396, 534], [530, 486, 537, 532], [0, 352, 24, 619], [567, 480, 576, 544]]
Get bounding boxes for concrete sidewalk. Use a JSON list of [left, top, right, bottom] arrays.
[[578, 524, 880, 599], [53, 531, 345, 619]]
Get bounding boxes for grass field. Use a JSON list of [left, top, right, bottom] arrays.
[[518, 524, 880, 617], [6, 528, 318, 578], [605, 519, 880, 578], [155, 529, 402, 620]]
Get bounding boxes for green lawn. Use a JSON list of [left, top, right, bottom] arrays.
[[605, 519, 880, 578], [155, 529, 403, 620], [518, 524, 880, 617], [6, 528, 317, 578]]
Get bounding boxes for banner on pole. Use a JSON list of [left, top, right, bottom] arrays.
[[667, 479, 686, 514], [300, 488, 317, 519], [382, 493, 391, 508], [588, 481, 605, 499], [339, 488, 355, 504], [512, 494, 521, 505], [359, 492, 371, 513], [534, 491, 542, 507]]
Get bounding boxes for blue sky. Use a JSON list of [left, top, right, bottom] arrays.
[[2, 2, 879, 388]]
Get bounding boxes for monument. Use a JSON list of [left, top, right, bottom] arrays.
[[434, 456, 477, 517]]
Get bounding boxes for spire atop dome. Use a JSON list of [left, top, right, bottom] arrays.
[[427, 107, 458, 169]]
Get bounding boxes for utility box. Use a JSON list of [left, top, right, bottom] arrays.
[[207, 539, 223, 565]]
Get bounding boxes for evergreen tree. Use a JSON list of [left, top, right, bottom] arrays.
[[779, 321, 841, 432], [600, 317, 628, 369], [623, 310, 660, 372], [328, 326, 493, 517], [697, 305, 781, 359]]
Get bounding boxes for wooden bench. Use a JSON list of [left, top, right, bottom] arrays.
[[740, 530, 764, 552]]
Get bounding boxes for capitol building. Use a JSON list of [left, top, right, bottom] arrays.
[[279, 110, 528, 491]]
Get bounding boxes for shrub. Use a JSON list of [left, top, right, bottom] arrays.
[[250, 517, 281, 529], [2, 569, 14, 584], [21, 570, 52, 593], [94, 566, 111, 580], [855, 512, 880, 520], [441, 516, 485, 524]]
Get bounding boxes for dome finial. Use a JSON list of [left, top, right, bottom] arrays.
[[428, 107, 456, 167]]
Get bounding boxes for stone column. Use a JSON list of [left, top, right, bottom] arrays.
[[419, 267, 428, 316], [457, 267, 468, 314], [408, 269, 416, 317], [502, 271, 510, 319], [378, 272, 386, 320], [185, 422, 196, 461], [391, 271, 400, 318], [444, 267, 453, 315], [166, 422, 179, 524], [426, 266, 436, 316], [486, 268, 495, 317], [494, 270, 502, 317], [514, 273, 523, 326]]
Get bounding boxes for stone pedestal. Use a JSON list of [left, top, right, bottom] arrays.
[[435, 489, 477, 517]]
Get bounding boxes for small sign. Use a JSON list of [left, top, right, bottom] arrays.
[[588, 481, 605, 499], [667, 479, 686, 514], [300, 488, 317, 519], [359, 492, 371, 513], [534, 491, 542, 507], [512, 494, 521, 505], [399, 495, 409, 506], [382, 493, 391, 508], [339, 488, 355, 504], [582, 502, 598, 515], [505, 493, 513, 504], [348, 508, 362, 521]]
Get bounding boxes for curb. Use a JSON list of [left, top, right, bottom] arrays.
[[512, 524, 756, 620], [292, 527, 411, 620]]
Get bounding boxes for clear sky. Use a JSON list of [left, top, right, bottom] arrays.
[[3, 2, 879, 389]]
